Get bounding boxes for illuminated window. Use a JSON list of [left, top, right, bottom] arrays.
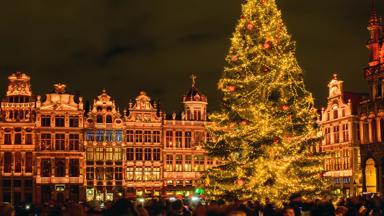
[[135, 130, 143, 143], [106, 130, 113, 142], [153, 131, 161, 143], [25, 152, 33, 173], [69, 134, 80, 150], [185, 131, 192, 148], [325, 128, 331, 145], [153, 168, 160, 180], [144, 148, 151, 160], [135, 168, 143, 181], [136, 148, 143, 160], [96, 130, 104, 142], [166, 131, 173, 148], [166, 155, 173, 171], [153, 148, 161, 161], [144, 131, 151, 143], [143, 167, 152, 181], [96, 167, 104, 180], [95, 148, 104, 161], [342, 124, 349, 142], [115, 167, 122, 180], [126, 130, 134, 142], [126, 148, 134, 161], [69, 159, 80, 177], [69, 116, 79, 127], [194, 155, 205, 171], [86, 167, 94, 180], [175, 155, 182, 171], [55, 116, 65, 127], [55, 134, 65, 150], [175, 131, 182, 148], [114, 148, 122, 161], [184, 155, 192, 171], [86, 148, 94, 160], [41, 115, 51, 127], [115, 130, 123, 142], [105, 167, 113, 180], [41, 133, 51, 150], [105, 148, 113, 161], [126, 167, 134, 181], [41, 159, 51, 177]]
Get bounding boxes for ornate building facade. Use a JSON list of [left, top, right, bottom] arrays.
[[0, 72, 210, 205], [320, 74, 364, 196]]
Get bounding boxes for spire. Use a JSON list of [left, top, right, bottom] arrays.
[[191, 74, 197, 87], [369, 0, 379, 26]]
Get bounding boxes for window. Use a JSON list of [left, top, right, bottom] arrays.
[[69, 134, 80, 150], [15, 152, 22, 173], [153, 131, 161, 143], [55, 134, 65, 150], [41, 115, 51, 127], [135, 168, 143, 181], [4, 132, 11, 145], [106, 130, 113, 142], [135, 130, 143, 143], [143, 168, 152, 181], [41, 133, 51, 150], [126, 148, 134, 161], [106, 115, 113, 123], [185, 131, 192, 148], [115, 167, 122, 180], [153, 148, 161, 161], [25, 132, 33, 145], [166, 131, 173, 148], [342, 124, 349, 142], [195, 131, 205, 145], [96, 167, 104, 180], [144, 148, 151, 160], [325, 128, 331, 145], [105, 167, 113, 180], [105, 148, 113, 161], [96, 130, 104, 142], [144, 131, 151, 143], [333, 108, 338, 120], [69, 159, 80, 177], [153, 168, 160, 180], [86, 131, 95, 141], [25, 152, 33, 173], [55, 116, 65, 127], [126, 168, 134, 181], [55, 159, 66, 177], [115, 130, 123, 142], [96, 115, 103, 123], [86, 167, 94, 180], [166, 155, 173, 171], [69, 116, 79, 127], [333, 126, 340, 143], [114, 148, 122, 161], [41, 159, 51, 177], [95, 148, 104, 161], [194, 155, 205, 171], [3, 152, 12, 173], [14, 128, 22, 144], [175, 155, 182, 171], [136, 148, 143, 160], [86, 148, 94, 160], [175, 131, 182, 148], [184, 155, 192, 171], [126, 130, 134, 142]]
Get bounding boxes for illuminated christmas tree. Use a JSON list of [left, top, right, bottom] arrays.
[[204, 0, 330, 205]]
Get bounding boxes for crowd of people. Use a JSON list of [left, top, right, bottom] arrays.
[[1, 194, 384, 216]]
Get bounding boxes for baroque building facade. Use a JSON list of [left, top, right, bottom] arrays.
[[0, 72, 211, 205]]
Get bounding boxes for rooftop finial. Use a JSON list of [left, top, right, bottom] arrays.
[[191, 74, 197, 87], [333, 73, 337, 80]]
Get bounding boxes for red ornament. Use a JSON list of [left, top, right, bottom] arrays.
[[231, 55, 238, 61], [237, 179, 244, 186], [227, 85, 236, 92], [263, 41, 271, 49], [273, 137, 279, 144], [247, 23, 254, 31], [282, 105, 289, 111]]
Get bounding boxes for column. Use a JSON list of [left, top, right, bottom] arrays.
[[359, 121, 364, 144], [376, 117, 382, 142], [368, 119, 373, 143]]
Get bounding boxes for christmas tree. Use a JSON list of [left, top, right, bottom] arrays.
[[204, 0, 329, 205]]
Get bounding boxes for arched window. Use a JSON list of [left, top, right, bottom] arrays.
[[96, 115, 103, 123], [106, 115, 112, 123], [365, 158, 377, 193]]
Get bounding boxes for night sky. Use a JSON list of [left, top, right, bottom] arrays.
[[0, 0, 382, 112]]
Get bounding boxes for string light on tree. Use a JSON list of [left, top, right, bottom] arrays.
[[204, 0, 330, 206]]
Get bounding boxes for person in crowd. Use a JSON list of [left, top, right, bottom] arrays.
[[0, 203, 15, 216], [282, 206, 295, 216]]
